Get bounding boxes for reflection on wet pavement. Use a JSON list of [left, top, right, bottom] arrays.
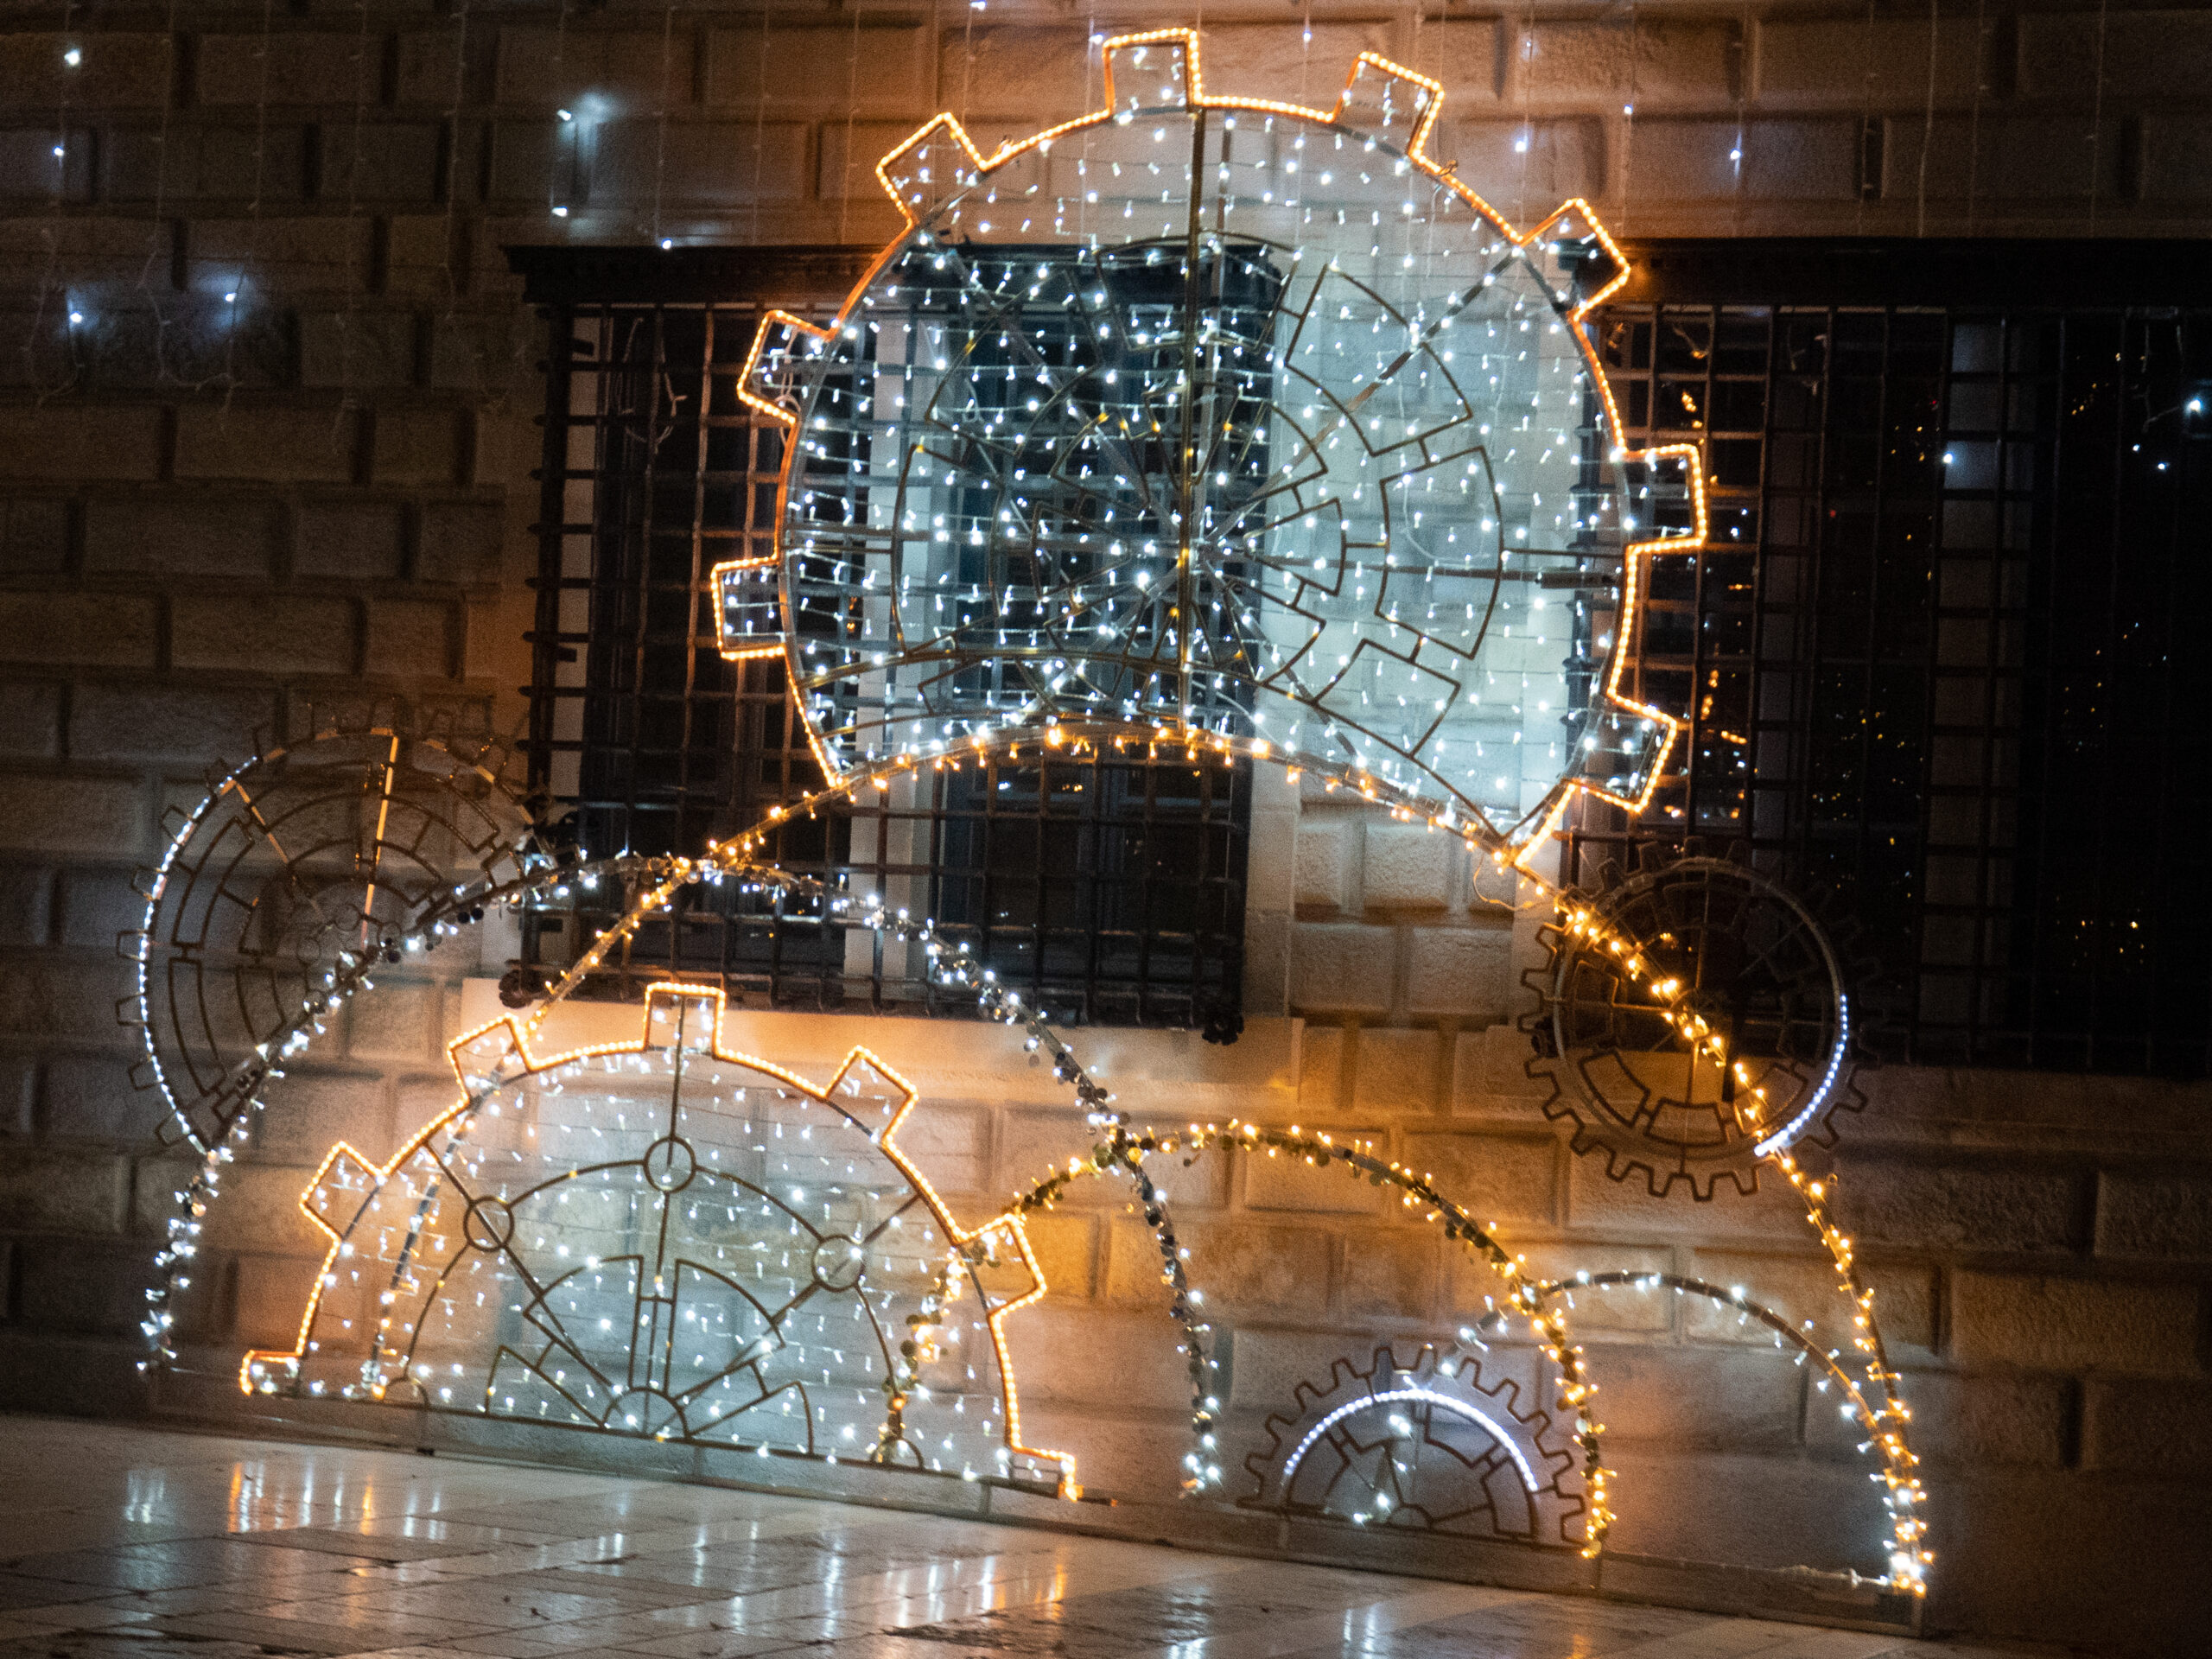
[[0, 1418, 2032, 1659]]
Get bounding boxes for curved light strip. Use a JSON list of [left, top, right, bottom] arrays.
[[1752, 991, 1851, 1160], [1280, 1386, 1539, 1495]]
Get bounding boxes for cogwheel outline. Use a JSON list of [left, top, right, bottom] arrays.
[[1239, 1343, 1584, 1548], [126, 696, 544, 1152], [1521, 843, 1868, 1200]]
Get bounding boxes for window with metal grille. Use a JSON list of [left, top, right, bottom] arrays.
[[1577, 240, 2212, 1074], [510, 246, 1249, 1028]]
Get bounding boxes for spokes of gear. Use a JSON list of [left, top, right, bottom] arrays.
[[1241, 1344, 1584, 1546], [129, 703, 541, 1151], [1523, 850, 1863, 1198]]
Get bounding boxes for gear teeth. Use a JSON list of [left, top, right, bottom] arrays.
[[1237, 1339, 1583, 1544]]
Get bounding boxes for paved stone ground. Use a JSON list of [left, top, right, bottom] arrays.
[[0, 1416, 2057, 1659]]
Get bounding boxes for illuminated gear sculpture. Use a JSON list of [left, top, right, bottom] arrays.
[[242, 983, 1070, 1491], [130, 29, 1927, 1605], [727, 31, 1700, 855]]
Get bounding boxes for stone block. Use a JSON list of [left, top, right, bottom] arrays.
[[930, 27, 1092, 126], [327, 124, 443, 204], [1340, 1228, 1436, 1321], [1885, 115, 2122, 204], [1631, 118, 1858, 203], [1582, 1344, 1802, 1451], [0, 1054, 31, 1136], [189, 217, 368, 295], [197, 32, 365, 104], [365, 597, 457, 679], [416, 499, 505, 585], [817, 121, 938, 204], [232, 1250, 325, 1350], [1001, 1304, 1191, 1414], [2095, 1170, 2212, 1260], [2083, 1377, 2212, 1477], [1021, 1211, 1096, 1301], [1243, 1140, 1388, 1215], [0, 957, 136, 1044], [588, 120, 810, 208], [1518, 22, 1734, 107], [0, 496, 68, 572], [1108, 1217, 1332, 1318], [175, 406, 354, 485], [0, 129, 92, 204], [896, 1098, 989, 1202], [0, 33, 172, 108], [997, 1109, 1109, 1205], [83, 494, 282, 578], [1834, 1156, 2084, 1254], [1442, 119, 1605, 213], [0, 1146, 130, 1233], [1297, 1023, 1344, 1112], [40, 1053, 164, 1145], [498, 25, 683, 106], [430, 314, 531, 396], [1290, 923, 1395, 1014], [1679, 1249, 1910, 1354], [708, 26, 931, 115], [0, 406, 162, 481], [1808, 1369, 2070, 1469], [343, 980, 442, 1065], [0, 595, 159, 670], [1293, 817, 1353, 912], [1403, 924, 1514, 1021], [1362, 823, 1454, 910], [251, 1071, 395, 1167], [300, 310, 417, 391], [295, 500, 405, 581], [0, 866, 50, 947], [0, 681, 60, 758], [1758, 18, 1985, 106], [12, 1234, 158, 1337], [372, 407, 462, 487], [2018, 10, 2212, 102], [54, 867, 152, 951], [103, 124, 308, 203], [2145, 118, 2212, 202], [1404, 1130, 1558, 1228], [1205, 22, 1406, 106], [1351, 1027, 1440, 1114], [1601, 1447, 1888, 1578], [1408, 20, 1502, 112], [0, 773, 143, 858], [1452, 1023, 1550, 1114], [1950, 1272, 2201, 1377], [171, 594, 356, 677]]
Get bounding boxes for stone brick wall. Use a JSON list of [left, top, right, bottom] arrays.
[[3, 4, 2209, 1654]]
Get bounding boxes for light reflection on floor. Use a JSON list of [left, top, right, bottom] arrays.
[[0, 1417, 2037, 1659]]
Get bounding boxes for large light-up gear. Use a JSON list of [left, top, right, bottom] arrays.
[[1241, 1343, 1583, 1545], [729, 30, 1705, 857], [1523, 852, 1861, 1198], [241, 982, 1070, 1493]]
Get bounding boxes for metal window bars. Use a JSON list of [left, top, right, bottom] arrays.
[[512, 247, 1249, 1027], [1574, 239, 2212, 1073]]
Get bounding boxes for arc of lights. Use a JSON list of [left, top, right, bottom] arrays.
[[721, 29, 1704, 868], [240, 981, 1074, 1496]]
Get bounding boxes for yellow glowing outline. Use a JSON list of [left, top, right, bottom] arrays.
[[707, 554, 790, 661], [243, 982, 1074, 1492], [724, 29, 1707, 873]]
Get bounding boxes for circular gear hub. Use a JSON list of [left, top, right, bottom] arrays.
[[1525, 852, 1861, 1198]]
